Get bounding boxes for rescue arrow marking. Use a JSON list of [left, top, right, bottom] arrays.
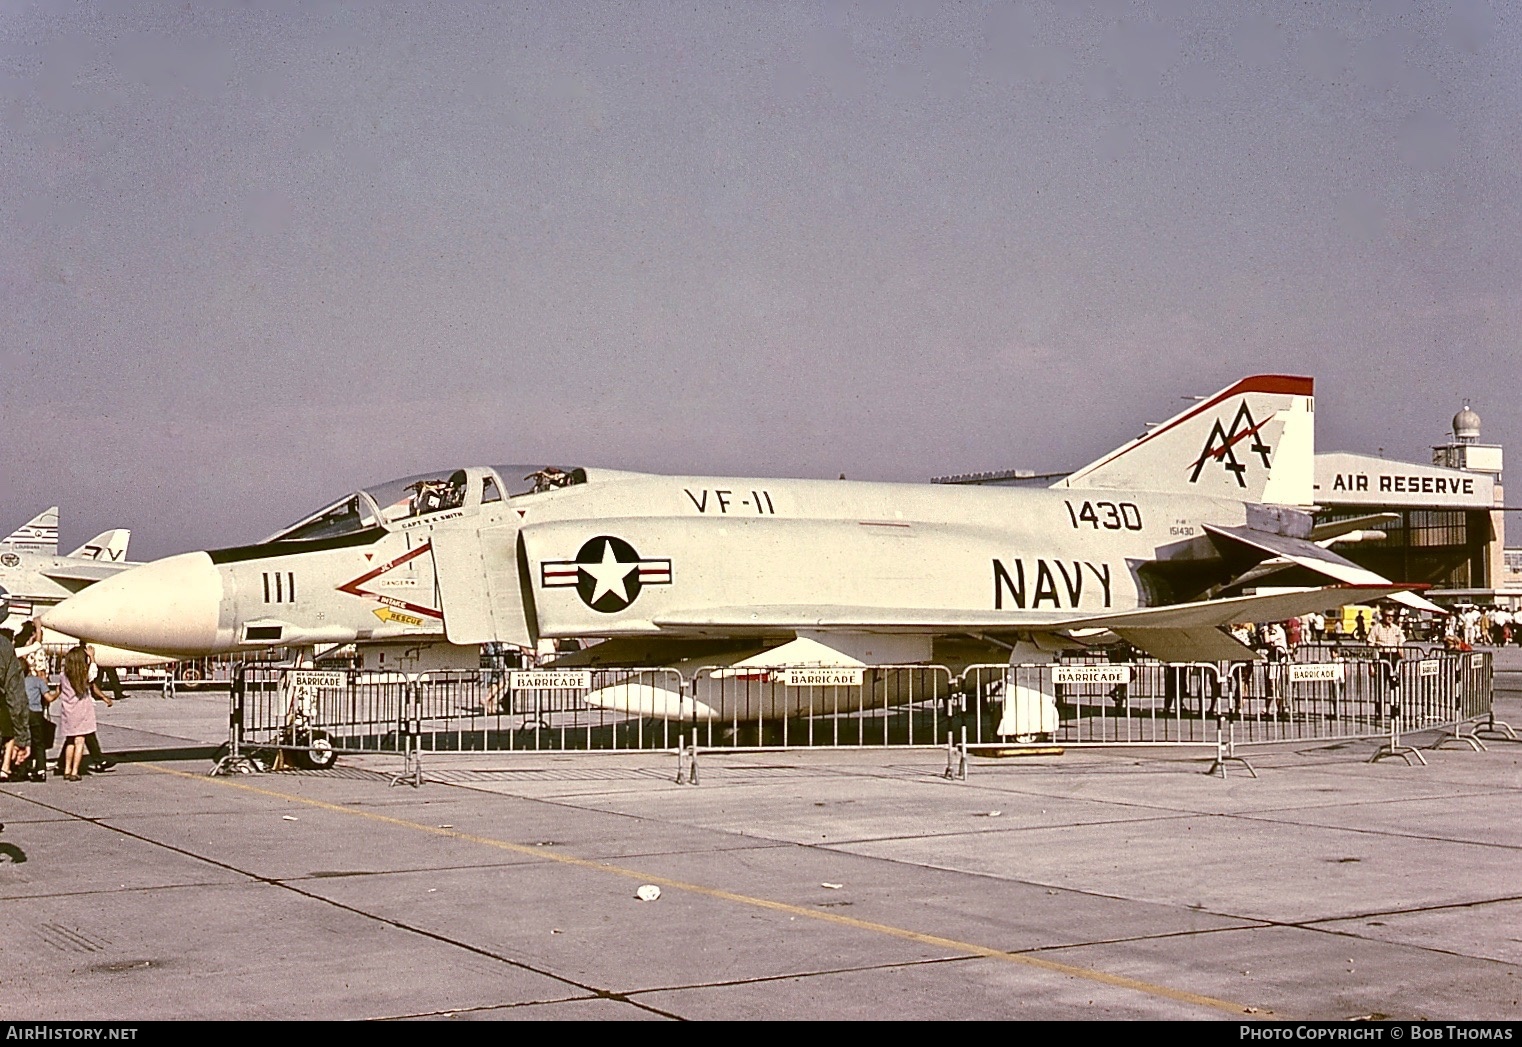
[[373, 606, 426, 627]]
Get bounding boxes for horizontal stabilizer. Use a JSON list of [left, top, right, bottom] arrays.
[[41, 561, 127, 587], [1205, 525, 1445, 615]]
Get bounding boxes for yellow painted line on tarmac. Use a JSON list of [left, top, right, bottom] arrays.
[[146, 763, 1265, 1016]]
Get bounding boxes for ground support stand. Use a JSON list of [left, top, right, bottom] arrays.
[[1473, 711, 1519, 743], [1205, 715, 1256, 779], [389, 681, 423, 789], [1427, 724, 1486, 752], [944, 724, 968, 781], [1370, 703, 1427, 766], [209, 753, 267, 776], [676, 737, 699, 785]]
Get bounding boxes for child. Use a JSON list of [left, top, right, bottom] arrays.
[[21, 664, 57, 781], [54, 648, 96, 782]]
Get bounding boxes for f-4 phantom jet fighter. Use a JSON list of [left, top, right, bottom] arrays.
[[45, 376, 1430, 715]]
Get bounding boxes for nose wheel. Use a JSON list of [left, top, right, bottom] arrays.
[[294, 731, 337, 770]]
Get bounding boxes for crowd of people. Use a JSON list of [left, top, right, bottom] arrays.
[[1445, 605, 1518, 647], [0, 620, 118, 784], [1227, 604, 1521, 661]]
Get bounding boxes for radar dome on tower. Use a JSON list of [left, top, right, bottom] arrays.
[[1453, 401, 1482, 443]]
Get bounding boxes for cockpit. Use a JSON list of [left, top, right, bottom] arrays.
[[262, 465, 589, 544]]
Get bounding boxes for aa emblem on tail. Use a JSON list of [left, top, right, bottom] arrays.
[[1188, 401, 1273, 488]]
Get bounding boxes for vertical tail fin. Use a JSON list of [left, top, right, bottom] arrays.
[[1052, 376, 1315, 505], [3, 507, 59, 553], [69, 529, 132, 563]]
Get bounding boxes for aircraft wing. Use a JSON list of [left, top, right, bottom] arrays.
[[650, 583, 1410, 664], [652, 606, 1083, 633], [653, 584, 1408, 636], [1205, 524, 1446, 614]]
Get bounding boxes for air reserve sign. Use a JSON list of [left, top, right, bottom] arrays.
[[1314, 453, 1492, 509]]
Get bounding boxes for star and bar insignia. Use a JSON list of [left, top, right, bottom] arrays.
[[541, 536, 672, 613]]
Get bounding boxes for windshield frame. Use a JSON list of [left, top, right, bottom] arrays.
[[261, 491, 382, 544]]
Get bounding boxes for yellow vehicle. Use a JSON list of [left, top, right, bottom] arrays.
[[1330, 604, 1378, 640]]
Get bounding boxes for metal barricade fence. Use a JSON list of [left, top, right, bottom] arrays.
[[1456, 650, 1493, 723], [225, 664, 693, 768], [222, 651, 1494, 771], [228, 665, 418, 766], [685, 665, 954, 749], [960, 651, 1493, 748], [960, 661, 1223, 746], [418, 666, 687, 752]]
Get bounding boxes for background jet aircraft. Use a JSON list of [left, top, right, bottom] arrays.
[[3, 507, 61, 552], [47, 374, 1424, 717], [0, 509, 171, 668], [1, 507, 133, 630]]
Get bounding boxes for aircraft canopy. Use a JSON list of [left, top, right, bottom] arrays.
[[262, 465, 588, 543]]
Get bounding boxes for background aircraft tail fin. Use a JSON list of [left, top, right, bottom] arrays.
[[1052, 375, 1314, 505], [69, 529, 132, 563], [3, 507, 59, 553]]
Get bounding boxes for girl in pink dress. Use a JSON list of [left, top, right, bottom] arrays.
[[55, 648, 96, 781]]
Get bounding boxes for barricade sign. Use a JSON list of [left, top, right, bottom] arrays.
[[1053, 665, 1130, 685], [510, 670, 592, 690], [1419, 659, 1441, 678], [778, 668, 864, 687], [288, 671, 345, 691], [1289, 664, 1345, 683], [283, 671, 346, 714]]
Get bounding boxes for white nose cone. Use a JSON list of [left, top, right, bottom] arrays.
[[43, 552, 224, 656]]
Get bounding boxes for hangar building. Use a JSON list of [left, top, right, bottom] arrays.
[[1314, 402, 1507, 607]]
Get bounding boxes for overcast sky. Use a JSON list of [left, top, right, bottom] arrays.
[[3, 1, 1519, 559]]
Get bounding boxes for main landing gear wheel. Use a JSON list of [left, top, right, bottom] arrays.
[[295, 732, 338, 770]]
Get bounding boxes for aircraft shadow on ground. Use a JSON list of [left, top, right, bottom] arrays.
[[109, 745, 223, 764]]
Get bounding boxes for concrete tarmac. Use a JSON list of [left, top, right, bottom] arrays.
[[2, 651, 1521, 1021]]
